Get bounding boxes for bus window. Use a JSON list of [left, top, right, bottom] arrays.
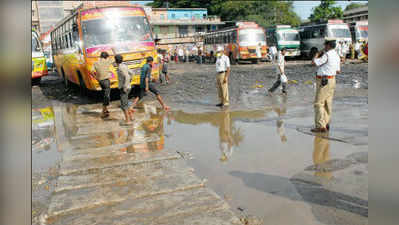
[[65, 34, 69, 48], [327, 25, 351, 38]]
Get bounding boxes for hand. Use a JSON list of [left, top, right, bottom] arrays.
[[223, 77, 228, 84], [145, 87, 149, 92]]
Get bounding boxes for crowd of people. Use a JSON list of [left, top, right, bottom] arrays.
[[93, 39, 346, 133]]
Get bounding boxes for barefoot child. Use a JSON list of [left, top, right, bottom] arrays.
[[115, 54, 134, 124]]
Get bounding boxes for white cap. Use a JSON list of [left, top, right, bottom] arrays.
[[216, 46, 224, 52]]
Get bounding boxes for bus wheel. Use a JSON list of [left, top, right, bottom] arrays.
[[229, 53, 236, 65], [77, 72, 88, 97], [310, 48, 318, 59], [32, 77, 41, 86]]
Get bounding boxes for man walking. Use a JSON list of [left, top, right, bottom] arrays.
[[268, 48, 288, 95], [93, 51, 114, 118], [311, 40, 341, 133], [215, 46, 231, 107], [132, 56, 170, 111], [114, 54, 134, 124]]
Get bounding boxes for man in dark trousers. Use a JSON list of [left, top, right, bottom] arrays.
[[93, 51, 114, 118], [131, 56, 170, 111]]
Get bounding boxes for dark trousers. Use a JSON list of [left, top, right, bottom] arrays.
[[269, 77, 287, 93], [120, 88, 130, 111], [99, 79, 111, 106]]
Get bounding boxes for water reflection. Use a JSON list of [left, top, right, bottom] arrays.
[[271, 95, 287, 143], [63, 103, 165, 153], [313, 134, 332, 180], [170, 109, 270, 162]]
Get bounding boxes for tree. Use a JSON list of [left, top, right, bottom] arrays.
[[149, 0, 301, 27], [344, 2, 366, 11], [309, 0, 343, 22]]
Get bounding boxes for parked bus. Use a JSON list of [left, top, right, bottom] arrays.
[[203, 21, 267, 64], [32, 29, 48, 82], [265, 25, 301, 57], [299, 19, 352, 59], [51, 2, 159, 93]]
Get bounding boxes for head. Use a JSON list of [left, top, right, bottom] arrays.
[[100, 51, 109, 59], [216, 46, 224, 57], [146, 56, 153, 66], [324, 40, 336, 51], [258, 42, 262, 46], [114, 54, 123, 64], [281, 48, 287, 56]]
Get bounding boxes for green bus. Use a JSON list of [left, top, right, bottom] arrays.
[[265, 25, 301, 57]]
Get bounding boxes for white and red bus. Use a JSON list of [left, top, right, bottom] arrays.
[[203, 21, 268, 64]]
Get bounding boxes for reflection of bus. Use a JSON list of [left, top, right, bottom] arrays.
[[266, 25, 301, 57], [32, 29, 48, 82], [51, 2, 159, 92], [299, 19, 352, 58], [203, 22, 267, 64]]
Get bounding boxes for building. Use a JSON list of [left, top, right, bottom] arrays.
[[343, 6, 368, 23], [149, 8, 224, 48], [31, 1, 136, 35]]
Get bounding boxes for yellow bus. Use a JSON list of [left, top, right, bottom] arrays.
[[50, 2, 160, 93], [32, 29, 48, 82]]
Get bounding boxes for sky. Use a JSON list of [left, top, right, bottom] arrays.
[[130, 1, 368, 20], [293, 1, 368, 20]]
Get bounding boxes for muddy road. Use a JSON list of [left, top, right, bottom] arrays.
[[33, 60, 368, 225]]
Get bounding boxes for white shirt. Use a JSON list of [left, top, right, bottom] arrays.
[[192, 46, 198, 55], [178, 49, 184, 56], [216, 54, 230, 72], [276, 51, 285, 74], [314, 49, 341, 76], [256, 45, 262, 57], [336, 43, 344, 57], [269, 46, 278, 63]]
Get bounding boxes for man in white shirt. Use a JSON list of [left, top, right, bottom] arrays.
[[268, 48, 288, 95], [256, 42, 262, 58], [268, 46, 278, 63], [178, 47, 184, 63], [215, 46, 231, 107], [311, 40, 341, 133]]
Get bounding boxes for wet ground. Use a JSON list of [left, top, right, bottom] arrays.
[[32, 60, 368, 225]]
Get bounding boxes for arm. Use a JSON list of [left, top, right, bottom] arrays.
[[312, 53, 328, 67], [224, 56, 231, 83], [145, 77, 149, 92], [145, 66, 150, 91]]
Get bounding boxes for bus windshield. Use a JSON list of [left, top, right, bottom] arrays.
[[239, 29, 266, 45], [82, 16, 152, 48], [278, 32, 300, 41], [328, 28, 351, 38]]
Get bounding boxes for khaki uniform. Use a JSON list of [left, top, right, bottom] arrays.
[[313, 134, 332, 179], [216, 72, 230, 105], [314, 77, 336, 128], [313, 49, 340, 129], [216, 54, 231, 106]]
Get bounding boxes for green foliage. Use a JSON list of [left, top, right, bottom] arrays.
[[309, 0, 343, 22], [149, 0, 301, 27], [344, 2, 367, 11]]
